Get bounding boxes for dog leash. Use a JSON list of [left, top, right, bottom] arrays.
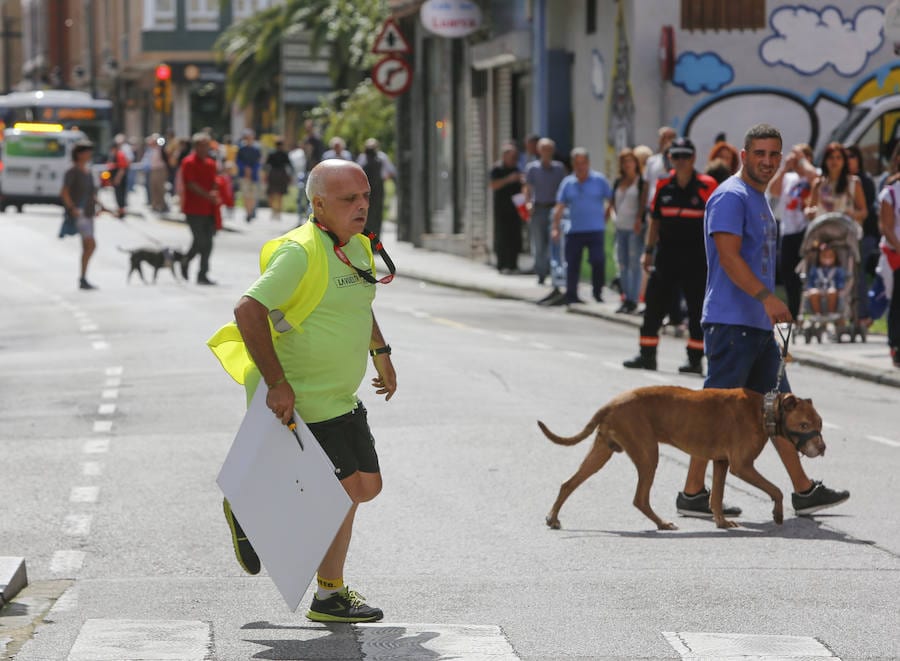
[[764, 323, 794, 438]]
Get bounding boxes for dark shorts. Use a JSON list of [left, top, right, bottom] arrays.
[[307, 402, 379, 480], [702, 323, 791, 394]]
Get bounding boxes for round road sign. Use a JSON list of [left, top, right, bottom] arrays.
[[372, 56, 412, 98]]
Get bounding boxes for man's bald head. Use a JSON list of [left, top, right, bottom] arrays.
[[306, 158, 367, 201]]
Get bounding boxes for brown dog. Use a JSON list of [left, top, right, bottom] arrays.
[[538, 386, 825, 531]]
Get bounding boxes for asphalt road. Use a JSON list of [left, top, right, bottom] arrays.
[[1, 205, 898, 660]]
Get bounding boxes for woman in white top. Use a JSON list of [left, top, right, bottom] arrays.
[[609, 148, 646, 313], [805, 142, 866, 224]]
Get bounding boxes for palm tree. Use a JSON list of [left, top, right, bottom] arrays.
[[214, 0, 388, 111]]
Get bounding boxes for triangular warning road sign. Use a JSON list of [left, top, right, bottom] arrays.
[[372, 19, 411, 55]]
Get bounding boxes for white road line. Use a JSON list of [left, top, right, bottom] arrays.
[[104, 377, 122, 388], [101, 389, 118, 399], [663, 631, 840, 659], [70, 486, 100, 503], [91, 340, 109, 350], [496, 333, 519, 342], [530, 341, 553, 350], [822, 421, 842, 430], [411, 310, 431, 319], [93, 420, 113, 433], [603, 361, 623, 370], [97, 403, 116, 415], [105, 366, 124, 376], [82, 438, 110, 454], [358, 623, 519, 660], [432, 316, 470, 330], [67, 619, 211, 661], [80, 324, 99, 332], [49, 550, 86, 575], [564, 350, 588, 359], [82, 461, 103, 476], [62, 513, 92, 536], [867, 434, 900, 448]]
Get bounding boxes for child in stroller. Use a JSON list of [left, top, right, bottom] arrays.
[[806, 243, 845, 316], [797, 212, 867, 343]]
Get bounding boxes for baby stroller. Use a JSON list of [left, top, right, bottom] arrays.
[[796, 212, 866, 343]]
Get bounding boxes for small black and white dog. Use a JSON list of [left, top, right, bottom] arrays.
[[119, 246, 186, 283]]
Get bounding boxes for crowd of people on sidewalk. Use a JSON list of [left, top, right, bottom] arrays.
[[488, 124, 900, 373]]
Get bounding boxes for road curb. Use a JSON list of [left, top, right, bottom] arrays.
[[400, 269, 900, 389], [0, 557, 27, 607]]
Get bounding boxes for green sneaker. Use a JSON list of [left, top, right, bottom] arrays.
[[306, 588, 384, 623], [223, 498, 260, 575]]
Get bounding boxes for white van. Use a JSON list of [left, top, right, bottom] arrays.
[[817, 95, 900, 177], [0, 123, 88, 212]]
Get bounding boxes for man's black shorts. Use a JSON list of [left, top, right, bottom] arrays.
[[307, 402, 379, 480]]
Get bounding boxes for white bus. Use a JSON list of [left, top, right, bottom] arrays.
[[0, 123, 88, 212]]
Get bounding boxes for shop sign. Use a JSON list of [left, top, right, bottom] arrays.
[[420, 0, 482, 39]]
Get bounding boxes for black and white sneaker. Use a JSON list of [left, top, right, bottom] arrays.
[[676, 488, 742, 518], [307, 588, 383, 623], [792, 480, 850, 515]]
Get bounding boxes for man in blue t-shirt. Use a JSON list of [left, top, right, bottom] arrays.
[[551, 147, 613, 304], [675, 123, 849, 520]]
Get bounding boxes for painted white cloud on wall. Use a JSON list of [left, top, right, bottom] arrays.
[[760, 5, 884, 77]]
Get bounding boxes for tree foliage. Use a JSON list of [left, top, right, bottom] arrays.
[[308, 78, 396, 158], [214, 0, 388, 110]]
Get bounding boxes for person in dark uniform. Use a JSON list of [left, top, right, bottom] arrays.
[[489, 143, 524, 273], [623, 137, 717, 374]]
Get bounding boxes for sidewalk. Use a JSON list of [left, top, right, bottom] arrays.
[[377, 222, 900, 389]]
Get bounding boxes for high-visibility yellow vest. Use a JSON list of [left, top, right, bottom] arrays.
[[206, 222, 374, 384]]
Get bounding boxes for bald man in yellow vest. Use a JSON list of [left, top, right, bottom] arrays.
[[209, 159, 396, 622]]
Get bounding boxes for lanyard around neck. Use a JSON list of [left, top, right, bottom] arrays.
[[312, 219, 395, 284]]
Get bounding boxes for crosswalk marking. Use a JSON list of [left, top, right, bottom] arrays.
[[62, 513, 92, 536], [97, 403, 116, 415], [82, 438, 110, 454], [240, 621, 520, 659], [663, 631, 840, 659], [49, 550, 85, 575], [93, 420, 113, 432], [70, 486, 99, 503], [67, 619, 210, 661]]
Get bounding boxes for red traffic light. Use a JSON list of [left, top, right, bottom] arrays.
[[155, 63, 171, 81]]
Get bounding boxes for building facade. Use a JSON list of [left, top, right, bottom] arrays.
[[394, 0, 900, 260]]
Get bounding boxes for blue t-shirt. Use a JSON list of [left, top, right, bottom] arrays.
[[702, 175, 778, 330], [556, 171, 612, 233]]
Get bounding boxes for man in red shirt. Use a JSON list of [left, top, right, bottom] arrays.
[[180, 133, 220, 285]]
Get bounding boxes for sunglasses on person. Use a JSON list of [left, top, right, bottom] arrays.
[[313, 219, 396, 284]]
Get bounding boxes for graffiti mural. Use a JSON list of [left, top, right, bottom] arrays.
[[673, 3, 898, 165], [672, 52, 734, 94], [607, 0, 635, 168], [760, 4, 884, 77]]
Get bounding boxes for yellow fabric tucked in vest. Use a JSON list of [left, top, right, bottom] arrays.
[[206, 222, 375, 384]]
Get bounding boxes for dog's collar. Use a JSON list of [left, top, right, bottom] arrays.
[[763, 392, 820, 451]]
